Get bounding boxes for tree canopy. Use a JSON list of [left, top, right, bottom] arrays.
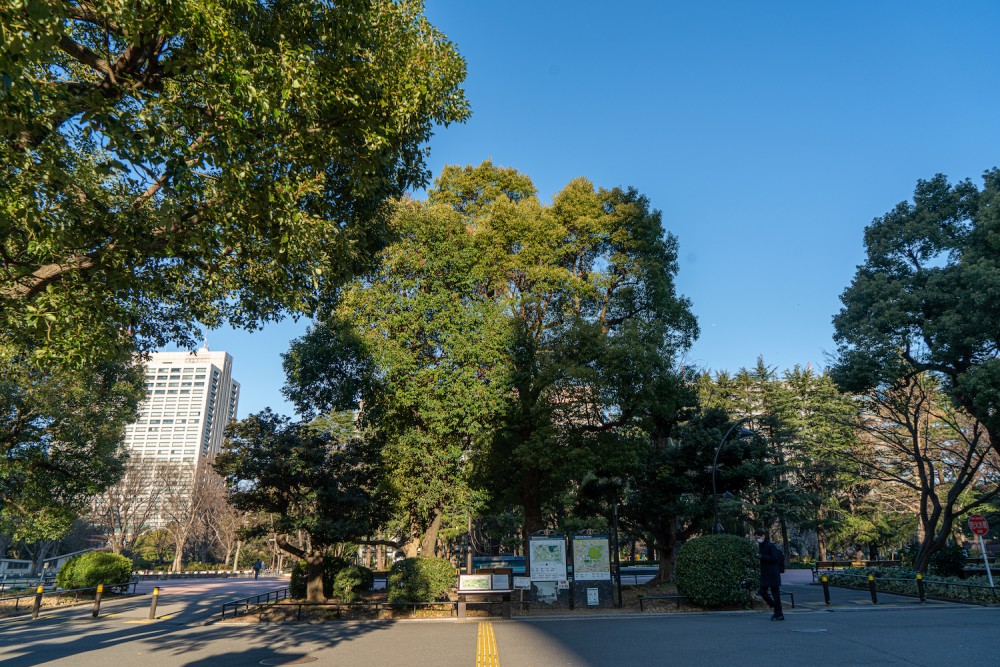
[[215, 409, 387, 601], [0, 346, 143, 541], [1, 0, 469, 365], [833, 170, 1000, 454]]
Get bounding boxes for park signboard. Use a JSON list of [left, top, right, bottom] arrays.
[[572, 536, 611, 581], [529, 537, 567, 581]]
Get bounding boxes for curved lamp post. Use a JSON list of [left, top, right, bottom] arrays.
[[712, 417, 755, 534]]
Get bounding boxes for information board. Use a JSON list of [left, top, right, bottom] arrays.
[[529, 537, 567, 581], [572, 536, 611, 581], [458, 574, 492, 592]]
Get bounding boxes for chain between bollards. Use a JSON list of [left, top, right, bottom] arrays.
[[31, 585, 44, 619], [149, 586, 160, 620], [821, 575, 830, 605], [92, 584, 104, 618], [867, 574, 878, 605], [916, 573, 925, 603]]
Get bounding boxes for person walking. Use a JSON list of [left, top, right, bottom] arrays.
[[754, 529, 784, 620], [252, 560, 263, 580]]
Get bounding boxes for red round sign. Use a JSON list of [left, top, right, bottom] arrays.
[[969, 514, 989, 536]]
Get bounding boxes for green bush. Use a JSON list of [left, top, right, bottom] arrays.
[[57, 552, 133, 591], [929, 544, 966, 578], [387, 557, 456, 603], [333, 565, 375, 602], [676, 535, 759, 608], [289, 556, 350, 599]]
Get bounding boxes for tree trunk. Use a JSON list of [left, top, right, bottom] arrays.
[[232, 540, 242, 573], [817, 521, 828, 562], [420, 507, 444, 557], [522, 466, 544, 566], [652, 519, 678, 584], [305, 550, 326, 602]]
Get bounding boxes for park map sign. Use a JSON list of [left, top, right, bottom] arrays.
[[572, 537, 611, 581], [529, 537, 567, 581]]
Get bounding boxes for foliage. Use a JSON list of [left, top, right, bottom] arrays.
[[387, 557, 455, 603], [929, 544, 966, 578], [675, 535, 759, 608], [283, 160, 698, 555], [0, 0, 469, 367], [333, 565, 375, 602], [56, 552, 133, 590], [832, 170, 1000, 457], [0, 346, 143, 542], [289, 556, 351, 599], [215, 410, 387, 601], [624, 405, 773, 582]]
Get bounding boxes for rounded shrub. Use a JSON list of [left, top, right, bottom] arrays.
[[56, 552, 133, 591], [387, 557, 456, 603], [332, 565, 375, 602], [929, 544, 966, 578], [676, 534, 759, 608], [289, 556, 351, 599]]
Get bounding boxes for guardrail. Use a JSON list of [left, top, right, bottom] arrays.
[[220, 588, 290, 620], [822, 572, 999, 605], [0, 581, 138, 618]]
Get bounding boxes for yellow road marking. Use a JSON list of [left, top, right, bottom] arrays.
[[476, 621, 500, 667]]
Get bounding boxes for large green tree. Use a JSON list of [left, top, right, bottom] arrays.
[[283, 197, 510, 556], [462, 165, 698, 540], [0, 0, 469, 365], [0, 345, 144, 542], [833, 170, 1000, 456], [215, 409, 387, 602]]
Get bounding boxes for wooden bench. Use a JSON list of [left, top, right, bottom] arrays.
[[637, 594, 689, 611]]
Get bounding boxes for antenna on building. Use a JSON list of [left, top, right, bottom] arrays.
[[201, 335, 210, 352]]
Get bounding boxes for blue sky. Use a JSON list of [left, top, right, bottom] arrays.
[[179, 0, 1000, 418]]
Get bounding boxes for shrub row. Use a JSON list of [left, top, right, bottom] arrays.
[[827, 567, 1000, 604]]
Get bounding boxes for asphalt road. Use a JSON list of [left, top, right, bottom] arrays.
[[1, 576, 996, 666]]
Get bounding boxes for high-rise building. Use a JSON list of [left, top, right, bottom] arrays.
[[123, 347, 240, 466], [116, 348, 240, 530]]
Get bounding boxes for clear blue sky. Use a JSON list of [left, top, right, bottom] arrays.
[[176, 0, 1000, 418]]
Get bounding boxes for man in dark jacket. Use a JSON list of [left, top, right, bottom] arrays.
[[755, 529, 784, 620]]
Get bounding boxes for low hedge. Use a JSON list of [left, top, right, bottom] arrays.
[[676, 534, 759, 608], [332, 565, 375, 602], [57, 552, 133, 591], [387, 557, 455, 603], [827, 567, 1000, 604]]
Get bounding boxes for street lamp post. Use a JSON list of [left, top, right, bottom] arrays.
[[712, 417, 754, 534]]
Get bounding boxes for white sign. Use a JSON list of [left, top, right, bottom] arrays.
[[458, 574, 491, 592], [573, 537, 611, 581], [586, 588, 599, 606], [529, 538, 567, 581], [513, 576, 531, 590], [491, 574, 511, 590]]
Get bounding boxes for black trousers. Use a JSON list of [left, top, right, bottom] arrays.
[[758, 584, 783, 616]]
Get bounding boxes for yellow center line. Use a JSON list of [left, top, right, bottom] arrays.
[[476, 620, 501, 667]]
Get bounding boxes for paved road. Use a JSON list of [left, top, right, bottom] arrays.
[[0, 576, 993, 666]]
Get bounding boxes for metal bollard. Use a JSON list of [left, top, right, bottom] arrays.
[[867, 575, 878, 605], [821, 575, 830, 606], [149, 587, 160, 620], [916, 573, 925, 603], [92, 584, 104, 618], [31, 585, 44, 619]]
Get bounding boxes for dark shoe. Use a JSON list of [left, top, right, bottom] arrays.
[[771, 615, 784, 621]]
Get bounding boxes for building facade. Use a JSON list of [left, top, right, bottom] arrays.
[[116, 348, 240, 530], [124, 348, 240, 466]]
